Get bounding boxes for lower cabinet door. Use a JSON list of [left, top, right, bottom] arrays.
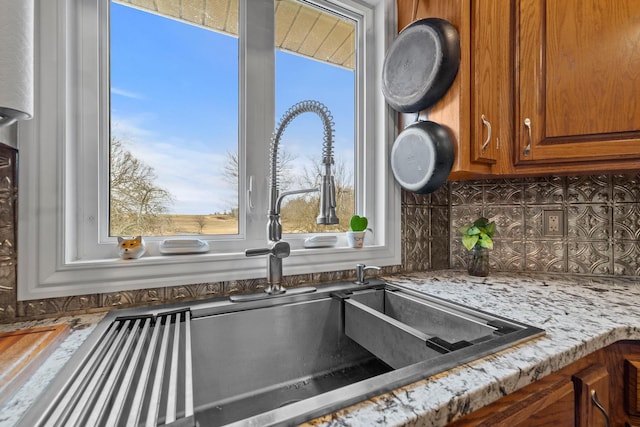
[[511, 379, 575, 427], [573, 364, 610, 427], [448, 372, 576, 426]]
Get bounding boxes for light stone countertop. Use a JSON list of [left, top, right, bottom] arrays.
[[2, 271, 640, 426], [307, 271, 640, 426], [0, 313, 106, 427]]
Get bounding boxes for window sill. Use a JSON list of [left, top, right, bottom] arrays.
[[17, 242, 400, 301]]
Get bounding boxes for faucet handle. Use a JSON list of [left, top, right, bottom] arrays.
[[354, 263, 382, 285], [245, 241, 290, 259]]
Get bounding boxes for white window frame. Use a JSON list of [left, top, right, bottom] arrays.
[[17, 0, 400, 300]]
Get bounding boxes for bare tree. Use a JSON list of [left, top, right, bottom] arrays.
[[195, 215, 207, 233], [110, 137, 174, 235], [221, 151, 240, 217], [222, 150, 239, 187], [297, 155, 353, 193], [280, 157, 354, 233], [221, 150, 354, 233]]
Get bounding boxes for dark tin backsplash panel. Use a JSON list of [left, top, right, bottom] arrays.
[[0, 143, 17, 322], [449, 175, 640, 276], [2, 167, 640, 322]]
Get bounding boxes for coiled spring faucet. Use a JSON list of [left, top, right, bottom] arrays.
[[246, 100, 339, 295]]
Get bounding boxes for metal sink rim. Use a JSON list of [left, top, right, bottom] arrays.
[[218, 281, 545, 426]]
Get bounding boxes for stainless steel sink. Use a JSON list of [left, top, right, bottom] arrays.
[[343, 286, 509, 368], [17, 280, 544, 427]]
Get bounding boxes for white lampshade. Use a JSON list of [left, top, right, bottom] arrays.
[[0, 0, 34, 127]]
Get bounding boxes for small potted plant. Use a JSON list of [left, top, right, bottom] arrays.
[[347, 215, 368, 248], [459, 217, 496, 277]]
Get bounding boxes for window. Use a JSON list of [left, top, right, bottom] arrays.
[[17, 0, 399, 300], [109, 0, 241, 237], [108, 0, 357, 237], [274, 0, 356, 234]]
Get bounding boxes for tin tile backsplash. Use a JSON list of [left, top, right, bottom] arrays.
[[0, 144, 17, 322], [3, 166, 640, 322], [449, 175, 640, 276]]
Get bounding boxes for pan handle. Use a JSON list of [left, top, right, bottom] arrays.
[[523, 118, 532, 157], [481, 115, 491, 153]]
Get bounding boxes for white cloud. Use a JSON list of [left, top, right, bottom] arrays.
[[110, 113, 354, 215], [112, 116, 236, 214], [111, 87, 144, 99]]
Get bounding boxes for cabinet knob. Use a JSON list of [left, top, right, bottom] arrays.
[[481, 114, 492, 154], [523, 118, 532, 157]]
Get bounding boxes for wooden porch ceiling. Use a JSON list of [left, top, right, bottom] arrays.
[[115, 0, 356, 70]]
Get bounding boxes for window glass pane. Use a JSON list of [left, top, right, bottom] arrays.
[[275, 0, 356, 234], [109, 1, 239, 237]]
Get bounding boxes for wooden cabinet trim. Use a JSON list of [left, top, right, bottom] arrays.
[[449, 341, 640, 427], [625, 359, 640, 416], [447, 372, 575, 426], [573, 364, 610, 427]]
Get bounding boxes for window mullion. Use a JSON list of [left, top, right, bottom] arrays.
[[241, 0, 275, 245]]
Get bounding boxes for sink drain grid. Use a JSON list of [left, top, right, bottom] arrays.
[[32, 309, 194, 427]]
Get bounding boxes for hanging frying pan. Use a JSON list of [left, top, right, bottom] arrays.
[[383, 16, 460, 194], [390, 120, 454, 194], [382, 17, 460, 113]]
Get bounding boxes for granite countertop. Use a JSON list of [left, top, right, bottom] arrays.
[[2, 271, 640, 427], [308, 271, 640, 426], [0, 313, 106, 427]]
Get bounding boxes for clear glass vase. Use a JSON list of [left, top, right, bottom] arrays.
[[468, 246, 490, 277]]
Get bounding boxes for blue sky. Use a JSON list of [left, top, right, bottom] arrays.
[[110, 2, 355, 214]]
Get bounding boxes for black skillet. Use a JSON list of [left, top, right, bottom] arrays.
[[383, 18, 459, 194]]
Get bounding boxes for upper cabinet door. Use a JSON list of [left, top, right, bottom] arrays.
[[399, 0, 514, 179], [471, 0, 512, 170], [517, 0, 640, 164]]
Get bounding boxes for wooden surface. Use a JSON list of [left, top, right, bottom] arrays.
[[448, 370, 575, 427], [516, 0, 640, 165], [397, 0, 493, 179], [397, 0, 515, 178], [449, 341, 640, 426], [625, 359, 640, 416], [398, 0, 640, 180], [0, 324, 70, 407], [573, 364, 610, 427], [544, 0, 640, 138], [470, 0, 513, 171]]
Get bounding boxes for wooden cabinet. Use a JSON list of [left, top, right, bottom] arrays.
[[573, 364, 610, 427], [397, 0, 640, 179], [446, 372, 576, 426], [448, 341, 640, 427], [515, 0, 640, 170], [398, 0, 514, 179], [625, 358, 640, 425], [446, 365, 608, 427], [470, 0, 512, 173]]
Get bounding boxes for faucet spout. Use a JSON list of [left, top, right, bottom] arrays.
[[267, 187, 319, 242], [245, 241, 290, 294], [268, 100, 339, 243], [249, 100, 339, 294], [317, 172, 339, 225]]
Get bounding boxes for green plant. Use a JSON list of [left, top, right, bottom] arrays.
[[459, 217, 496, 251], [349, 215, 368, 232]]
